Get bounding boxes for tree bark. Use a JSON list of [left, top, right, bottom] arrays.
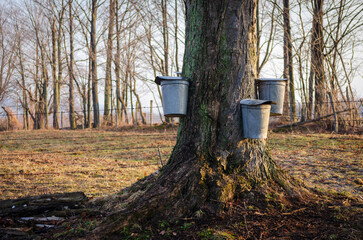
[[174, 0, 180, 72], [115, 0, 122, 123], [91, 0, 100, 128], [51, 18, 59, 129], [94, 0, 305, 236], [57, 2, 64, 131], [104, 0, 115, 122], [312, 0, 326, 118], [87, 57, 91, 128], [283, 0, 296, 120], [69, 0, 76, 130], [161, 0, 171, 124]]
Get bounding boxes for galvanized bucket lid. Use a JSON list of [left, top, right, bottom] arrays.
[[155, 76, 190, 85], [256, 78, 287, 82], [240, 99, 276, 106]]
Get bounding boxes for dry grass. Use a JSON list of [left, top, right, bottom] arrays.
[[0, 128, 177, 199], [0, 128, 361, 200], [269, 132, 362, 197]]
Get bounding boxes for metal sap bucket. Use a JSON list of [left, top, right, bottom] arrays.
[[257, 78, 287, 115], [155, 76, 190, 117], [240, 99, 275, 139]]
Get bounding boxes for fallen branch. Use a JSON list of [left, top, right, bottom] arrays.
[[275, 108, 355, 129], [282, 207, 307, 215], [0, 192, 87, 217]]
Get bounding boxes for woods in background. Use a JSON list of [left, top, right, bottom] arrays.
[[0, 0, 361, 130]]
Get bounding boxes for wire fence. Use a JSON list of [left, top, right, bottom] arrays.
[[0, 100, 362, 130], [0, 105, 179, 130]]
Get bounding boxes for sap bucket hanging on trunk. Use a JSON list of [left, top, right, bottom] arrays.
[[256, 78, 287, 115], [155, 76, 190, 117], [240, 99, 275, 139]]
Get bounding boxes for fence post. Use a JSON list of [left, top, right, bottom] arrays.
[[61, 111, 64, 129], [328, 92, 338, 133], [150, 100, 153, 126]]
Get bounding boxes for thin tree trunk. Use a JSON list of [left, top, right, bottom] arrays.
[[57, 7, 63, 130], [17, 34, 29, 130], [91, 0, 99, 128], [34, 44, 40, 129], [104, 0, 115, 122], [39, 43, 48, 129], [174, 0, 179, 72], [115, 0, 122, 123], [312, 0, 326, 118], [132, 76, 145, 124], [87, 57, 91, 128], [283, 0, 296, 120], [162, 0, 170, 123], [128, 72, 134, 124], [69, 0, 76, 130], [82, 84, 87, 127], [51, 18, 59, 129]]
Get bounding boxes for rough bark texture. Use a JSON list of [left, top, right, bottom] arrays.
[[312, 0, 326, 118], [104, 0, 115, 122], [93, 0, 305, 237], [283, 0, 296, 120], [51, 18, 59, 129], [69, 0, 76, 130], [91, 0, 99, 128]]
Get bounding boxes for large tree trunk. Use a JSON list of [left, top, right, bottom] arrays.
[[94, 0, 304, 236]]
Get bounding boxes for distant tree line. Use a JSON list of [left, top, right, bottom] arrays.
[[0, 0, 361, 130]]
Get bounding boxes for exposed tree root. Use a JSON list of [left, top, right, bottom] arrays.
[[89, 140, 315, 239]]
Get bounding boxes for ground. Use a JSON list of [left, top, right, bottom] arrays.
[[0, 126, 362, 239]]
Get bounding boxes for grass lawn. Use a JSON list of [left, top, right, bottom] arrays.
[[0, 127, 361, 200]]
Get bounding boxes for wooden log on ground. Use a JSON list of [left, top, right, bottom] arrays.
[[0, 192, 87, 217]]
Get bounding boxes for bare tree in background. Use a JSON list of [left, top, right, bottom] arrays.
[[256, 0, 277, 76], [283, 0, 296, 120], [91, 0, 100, 128], [68, 0, 76, 129], [103, 0, 115, 122], [0, 8, 16, 105], [311, 0, 326, 118], [114, 0, 130, 124], [13, 18, 30, 130]]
